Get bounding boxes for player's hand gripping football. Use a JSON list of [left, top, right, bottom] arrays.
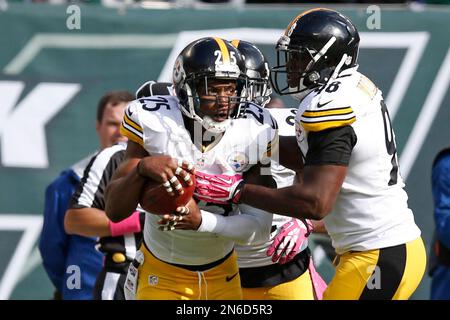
[[193, 171, 244, 204], [157, 198, 202, 231], [137, 155, 195, 195], [267, 218, 313, 265]]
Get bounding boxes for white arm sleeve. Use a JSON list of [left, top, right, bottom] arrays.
[[197, 204, 273, 245]]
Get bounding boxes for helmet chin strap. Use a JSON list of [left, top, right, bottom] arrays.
[[329, 53, 349, 81], [314, 53, 349, 102], [292, 53, 350, 102], [179, 103, 230, 134]]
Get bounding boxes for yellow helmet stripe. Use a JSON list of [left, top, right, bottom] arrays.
[[285, 8, 333, 35], [230, 39, 240, 48], [214, 37, 230, 63]]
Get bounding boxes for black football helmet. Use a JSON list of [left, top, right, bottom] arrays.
[[135, 80, 174, 99], [231, 40, 272, 107], [173, 37, 248, 133], [271, 8, 360, 100]]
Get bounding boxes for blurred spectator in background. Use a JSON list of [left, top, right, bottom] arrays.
[[429, 146, 450, 300], [64, 83, 172, 300], [39, 91, 133, 300]]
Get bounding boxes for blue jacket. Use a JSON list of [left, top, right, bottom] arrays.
[[432, 149, 450, 250], [39, 158, 102, 300], [430, 148, 450, 299]]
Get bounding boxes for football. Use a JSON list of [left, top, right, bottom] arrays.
[[139, 175, 196, 215]]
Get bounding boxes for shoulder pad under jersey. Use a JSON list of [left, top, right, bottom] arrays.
[[120, 96, 180, 146]]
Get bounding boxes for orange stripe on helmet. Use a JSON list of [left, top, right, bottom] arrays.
[[285, 8, 334, 36]]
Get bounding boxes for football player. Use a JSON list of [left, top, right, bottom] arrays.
[[194, 9, 426, 300], [230, 39, 326, 300], [129, 59, 323, 300], [105, 37, 278, 300]]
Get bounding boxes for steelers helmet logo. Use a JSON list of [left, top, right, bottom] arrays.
[[287, 21, 297, 37], [173, 56, 184, 83]]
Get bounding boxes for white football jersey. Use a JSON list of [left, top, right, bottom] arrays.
[[295, 66, 421, 254], [120, 96, 277, 265], [237, 108, 309, 268]]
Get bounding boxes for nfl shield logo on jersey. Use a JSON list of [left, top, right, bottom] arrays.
[[148, 275, 159, 286], [227, 152, 249, 172]]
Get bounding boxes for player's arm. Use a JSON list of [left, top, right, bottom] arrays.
[[198, 163, 275, 245], [161, 163, 275, 245], [160, 201, 274, 245], [278, 135, 304, 173], [64, 147, 142, 237], [197, 204, 273, 245], [105, 141, 194, 222], [104, 141, 147, 223], [242, 166, 345, 220], [240, 126, 356, 220]]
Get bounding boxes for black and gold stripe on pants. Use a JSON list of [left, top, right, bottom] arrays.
[[323, 237, 426, 300]]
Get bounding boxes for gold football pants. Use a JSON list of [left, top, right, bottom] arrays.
[[323, 237, 426, 300], [136, 244, 242, 300], [241, 268, 314, 300]]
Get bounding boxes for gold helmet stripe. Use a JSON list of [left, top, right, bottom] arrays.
[[213, 37, 230, 63], [230, 39, 240, 48], [285, 8, 333, 36]]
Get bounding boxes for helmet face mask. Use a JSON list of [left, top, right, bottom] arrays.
[[196, 77, 241, 122], [248, 77, 272, 107], [271, 8, 360, 101], [246, 66, 272, 107], [173, 37, 248, 133], [272, 42, 335, 100]]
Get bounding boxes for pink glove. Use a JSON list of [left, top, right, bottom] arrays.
[[267, 218, 312, 265], [194, 171, 244, 204], [109, 211, 142, 237]]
